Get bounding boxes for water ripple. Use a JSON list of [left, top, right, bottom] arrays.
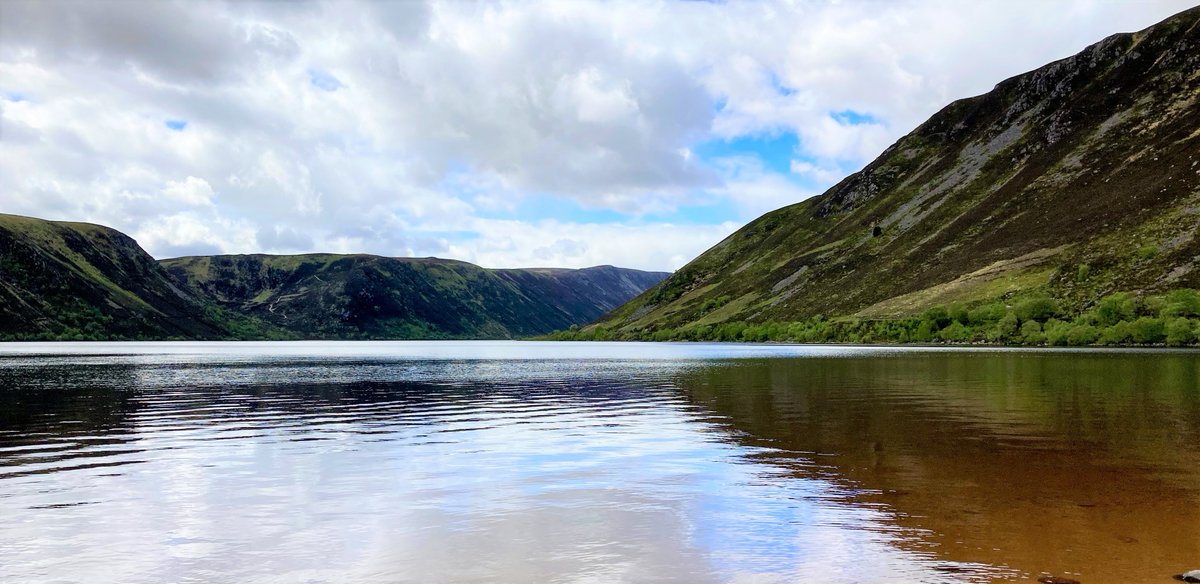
[[2, 342, 1196, 583]]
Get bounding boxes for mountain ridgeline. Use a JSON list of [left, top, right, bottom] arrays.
[[0, 214, 668, 341], [0, 214, 230, 340], [582, 7, 1200, 345], [161, 255, 666, 339]]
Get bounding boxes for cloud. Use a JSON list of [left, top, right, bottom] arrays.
[[256, 224, 314, 253], [441, 218, 742, 272], [162, 176, 215, 207], [1, 0, 1194, 270]]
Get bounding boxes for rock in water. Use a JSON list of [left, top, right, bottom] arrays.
[[1175, 570, 1200, 583], [1038, 577, 1081, 584]]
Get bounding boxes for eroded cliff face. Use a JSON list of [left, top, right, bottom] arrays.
[[598, 6, 1200, 333]]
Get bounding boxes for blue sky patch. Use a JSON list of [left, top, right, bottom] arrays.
[[831, 110, 881, 126], [165, 119, 187, 131], [308, 69, 345, 92], [656, 197, 739, 224], [769, 73, 796, 97], [693, 131, 800, 175], [4, 92, 26, 102], [479, 195, 628, 224], [468, 191, 737, 227]]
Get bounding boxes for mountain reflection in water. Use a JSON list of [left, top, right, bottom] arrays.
[[0, 342, 1196, 583]]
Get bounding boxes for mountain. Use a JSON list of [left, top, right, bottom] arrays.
[[161, 254, 668, 339], [0, 214, 231, 340], [590, 7, 1200, 342], [0, 214, 668, 340]]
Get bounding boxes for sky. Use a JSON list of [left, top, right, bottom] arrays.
[[1, 0, 1195, 271]]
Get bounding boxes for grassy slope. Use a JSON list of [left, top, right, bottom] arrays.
[[161, 254, 668, 339], [0, 215, 667, 341], [594, 7, 1200, 338], [0, 214, 232, 340]]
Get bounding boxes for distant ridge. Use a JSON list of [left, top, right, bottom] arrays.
[[162, 254, 667, 339], [0, 213, 668, 340]]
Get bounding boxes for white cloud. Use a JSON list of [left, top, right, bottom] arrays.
[[162, 177, 215, 207], [441, 218, 741, 272], [1, 0, 1194, 270]]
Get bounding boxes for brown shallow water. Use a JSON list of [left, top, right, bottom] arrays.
[[679, 352, 1200, 583], [0, 341, 1196, 583]]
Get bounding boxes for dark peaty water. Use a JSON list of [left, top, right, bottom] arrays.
[[0, 341, 1197, 583]]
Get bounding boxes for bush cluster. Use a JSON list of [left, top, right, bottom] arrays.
[[547, 289, 1200, 347]]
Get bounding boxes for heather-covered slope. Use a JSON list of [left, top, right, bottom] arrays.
[[0, 214, 232, 340], [0, 214, 667, 340], [161, 254, 667, 339], [593, 7, 1200, 339]]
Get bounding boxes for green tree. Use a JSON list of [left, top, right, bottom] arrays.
[[1162, 289, 1200, 318], [1066, 324, 1099, 346], [994, 311, 1019, 340], [922, 306, 951, 329], [968, 303, 1006, 325], [1165, 318, 1197, 346], [938, 321, 971, 342], [1129, 317, 1165, 344], [1099, 321, 1132, 345], [1014, 297, 1059, 323], [1044, 319, 1072, 346], [914, 320, 935, 342], [1094, 293, 1136, 326], [1019, 320, 1044, 344]]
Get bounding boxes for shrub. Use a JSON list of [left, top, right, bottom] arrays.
[[1014, 297, 1059, 323], [939, 321, 971, 342], [948, 304, 969, 325], [1094, 293, 1137, 326], [740, 325, 766, 342], [1165, 318, 1197, 346], [968, 303, 1006, 325], [1099, 321, 1133, 345], [1075, 263, 1091, 282], [922, 306, 951, 329], [1043, 319, 1070, 346], [914, 320, 935, 342], [994, 312, 1019, 340], [1019, 320, 1044, 344], [1162, 289, 1200, 318], [723, 322, 749, 341], [1129, 317, 1165, 344], [1066, 324, 1099, 346]]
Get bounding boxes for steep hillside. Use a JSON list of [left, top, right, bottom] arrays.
[[594, 7, 1200, 339], [0, 214, 667, 341], [161, 254, 667, 339], [0, 214, 232, 340]]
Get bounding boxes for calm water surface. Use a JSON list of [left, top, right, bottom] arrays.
[[0, 341, 1197, 583]]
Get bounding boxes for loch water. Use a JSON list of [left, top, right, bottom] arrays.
[[1, 341, 1197, 583]]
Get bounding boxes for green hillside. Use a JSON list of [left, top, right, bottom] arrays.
[[0, 214, 667, 341], [0, 214, 237, 340], [581, 7, 1200, 346], [159, 255, 667, 340]]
